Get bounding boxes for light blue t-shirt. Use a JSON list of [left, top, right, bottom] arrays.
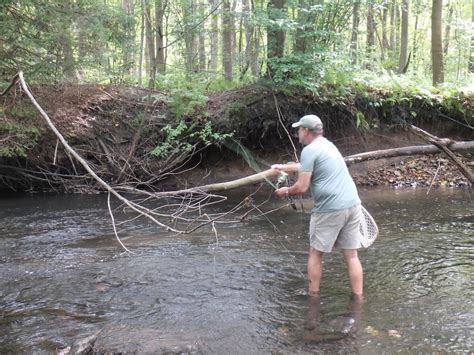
[[299, 137, 360, 213]]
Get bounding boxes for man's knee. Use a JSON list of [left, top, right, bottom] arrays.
[[309, 247, 324, 258], [342, 249, 361, 265]]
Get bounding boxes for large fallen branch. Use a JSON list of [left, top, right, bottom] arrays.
[[13, 72, 182, 237]]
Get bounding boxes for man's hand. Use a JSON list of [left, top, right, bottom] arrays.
[[275, 186, 289, 199], [271, 162, 301, 173], [271, 164, 285, 172]]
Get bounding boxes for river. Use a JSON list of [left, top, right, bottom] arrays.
[[0, 187, 472, 353]]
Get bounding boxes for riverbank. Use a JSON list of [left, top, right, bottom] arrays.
[[0, 83, 472, 192]]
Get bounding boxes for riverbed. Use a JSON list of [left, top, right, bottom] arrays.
[[0, 187, 472, 353]]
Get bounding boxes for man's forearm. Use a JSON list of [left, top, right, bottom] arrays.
[[273, 162, 300, 172]]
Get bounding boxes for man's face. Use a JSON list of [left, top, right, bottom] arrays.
[[298, 127, 308, 145]]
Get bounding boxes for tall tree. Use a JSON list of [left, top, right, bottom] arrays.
[[209, 0, 219, 72], [144, 0, 157, 87], [197, 0, 206, 71], [380, 1, 390, 52], [266, 0, 286, 77], [295, 0, 311, 53], [183, 0, 197, 75], [398, 0, 409, 73], [138, 0, 145, 85], [470, 0, 474, 73], [155, 0, 166, 73], [59, 1, 76, 81], [443, 1, 453, 57], [350, 0, 361, 64], [222, 0, 233, 80], [367, 0, 376, 51], [122, 0, 136, 77], [431, 0, 444, 84], [389, 0, 396, 50]]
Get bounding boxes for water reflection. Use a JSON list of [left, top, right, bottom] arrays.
[[304, 296, 363, 347]]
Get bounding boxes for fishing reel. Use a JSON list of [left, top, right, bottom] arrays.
[[275, 171, 297, 211], [276, 171, 289, 188]]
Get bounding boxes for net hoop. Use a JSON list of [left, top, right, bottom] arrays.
[[359, 205, 379, 248]]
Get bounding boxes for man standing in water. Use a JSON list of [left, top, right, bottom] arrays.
[[272, 114, 364, 301]]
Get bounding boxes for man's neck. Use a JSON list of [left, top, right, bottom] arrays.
[[310, 134, 323, 143]]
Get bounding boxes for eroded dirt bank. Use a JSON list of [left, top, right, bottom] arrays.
[[0, 84, 472, 192]]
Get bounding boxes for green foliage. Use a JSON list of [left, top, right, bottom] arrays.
[[168, 88, 208, 119], [269, 53, 326, 92], [151, 120, 233, 158], [0, 119, 41, 158]]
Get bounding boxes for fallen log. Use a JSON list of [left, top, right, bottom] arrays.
[[343, 141, 474, 166]]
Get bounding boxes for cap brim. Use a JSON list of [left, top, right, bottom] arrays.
[[291, 122, 302, 128]]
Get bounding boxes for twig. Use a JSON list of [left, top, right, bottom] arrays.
[[53, 139, 59, 165], [427, 160, 441, 195], [0, 73, 19, 96], [271, 91, 299, 163], [107, 192, 134, 254]]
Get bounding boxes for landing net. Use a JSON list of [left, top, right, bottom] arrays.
[[359, 206, 379, 248]]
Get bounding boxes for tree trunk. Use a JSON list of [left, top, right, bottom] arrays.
[[60, 1, 75, 81], [366, 1, 376, 50], [380, 3, 389, 51], [62, 36, 76, 81], [183, 0, 196, 76], [267, 0, 286, 77], [250, 16, 260, 76], [240, 0, 253, 78], [138, 0, 145, 85], [389, 0, 396, 50], [209, 0, 219, 72], [431, 0, 444, 85], [122, 0, 135, 77], [295, 0, 310, 53], [443, 1, 453, 57], [470, 0, 474, 73], [412, 14, 419, 70], [144, 0, 157, 88], [398, 0, 409, 73], [155, 0, 166, 73], [222, 0, 233, 81], [350, 0, 360, 64]]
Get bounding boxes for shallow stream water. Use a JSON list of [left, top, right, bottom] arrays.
[[0, 188, 472, 353]]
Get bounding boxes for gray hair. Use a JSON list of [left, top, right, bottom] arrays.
[[308, 127, 323, 135]]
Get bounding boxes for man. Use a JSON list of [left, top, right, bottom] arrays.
[[272, 114, 364, 301]]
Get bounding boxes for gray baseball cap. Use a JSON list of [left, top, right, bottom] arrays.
[[291, 114, 323, 129]]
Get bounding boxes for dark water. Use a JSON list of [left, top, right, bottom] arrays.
[[0, 188, 472, 353]]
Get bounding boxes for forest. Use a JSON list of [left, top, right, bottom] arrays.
[[1, 0, 472, 87]]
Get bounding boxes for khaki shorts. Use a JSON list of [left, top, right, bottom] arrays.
[[309, 204, 362, 252]]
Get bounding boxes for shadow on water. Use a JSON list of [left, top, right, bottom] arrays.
[[0, 188, 472, 353]]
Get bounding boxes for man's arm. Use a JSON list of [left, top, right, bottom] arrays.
[[271, 162, 300, 173], [275, 171, 312, 198]]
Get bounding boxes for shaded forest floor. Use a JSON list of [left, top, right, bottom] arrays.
[[0, 83, 472, 192]]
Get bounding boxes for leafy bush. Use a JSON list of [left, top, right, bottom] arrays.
[[151, 120, 233, 158]]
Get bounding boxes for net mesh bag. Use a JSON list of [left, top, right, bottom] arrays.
[[359, 206, 379, 248]]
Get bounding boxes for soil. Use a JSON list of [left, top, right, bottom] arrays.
[[0, 82, 472, 192]]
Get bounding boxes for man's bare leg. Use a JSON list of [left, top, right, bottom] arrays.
[[342, 249, 364, 299], [307, 247, 324, 296]]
